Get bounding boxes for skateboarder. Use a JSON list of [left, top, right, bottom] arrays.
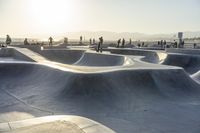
[[142, 42, 144, 47]]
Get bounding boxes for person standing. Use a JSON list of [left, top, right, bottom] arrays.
[[117, 39, 121, 48], [80, 36, 83, 44], [93, 38, 96, 44], [129, 38, 132, 45], [97, 36, 103, 52], [193, 43, 197, 49], [49, 37, 53, 46], [122, 38, 125, 48], [163, 40, 166, 48], [6, 35, 12, 46], [174, 41, 178, 48], [89, 38, 92, 45], [64, 37, 68, 44], [182, 41, 185, 48]]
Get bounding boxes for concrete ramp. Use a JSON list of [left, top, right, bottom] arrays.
[[74, 52, 129, 66], [162, 53, 200, 74], [0, 115, 114, 133], [36, 49, 85, 64], [107, 48, 200, 74], [0, 62, 200, 133], [166, 48, 200, 55], [11, 45, 84, 64], [0, 47, 200, 133], [108, 48, 164, 63], [0, 48, 34, 62], [192, 71, 200, 84]]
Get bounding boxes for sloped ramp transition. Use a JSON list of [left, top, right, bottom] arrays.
[[192, 70, 200, 84], [74, 52, 128, 66], [108, 48, 200, 74], [0, 62, 200, 133]]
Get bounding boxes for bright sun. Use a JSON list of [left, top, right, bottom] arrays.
[[27, 0, 77, 33]]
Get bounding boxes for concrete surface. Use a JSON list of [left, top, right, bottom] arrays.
[[0, 115, 114, 133], [0, 46, 199, 133]]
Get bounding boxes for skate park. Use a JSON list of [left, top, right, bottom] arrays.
[[0, 44, 200, 133], [0, 0, 200, 132]]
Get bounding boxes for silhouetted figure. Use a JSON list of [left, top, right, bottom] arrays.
[[97, 36, 103, 52], [89, 38, 92, 45], [6, 35, 12, 46], [49, 37, 53, 46], [80, 36, 83, 44], [174, 41, 178, 48], [182, 41, 185, 48], [194, 43, 197, 49], [93, 39, 95, 44], [64, 37, 68, 44], [160, 40, 164, 48], [117, 39, 121, 48], [163, 40, 166, 48], [142, 42, 144, 47], [138, 43, 141, 47], [129, 38, 132, 45], [24, 38, 29, 45], [122, 38, 125, 48], [158, 41, 160, 45]]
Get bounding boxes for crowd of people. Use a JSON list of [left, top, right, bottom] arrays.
[[0, 35, 199, 50]]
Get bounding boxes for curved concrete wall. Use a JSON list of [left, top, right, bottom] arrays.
[[163, 54, 200, 74], [109, 49, 166, 63], [13, 45, 85, 64], [0, 48, 35, 62], [74, 53, 126, 67], [166, 48, 200, 55], [38, 50, 85, 64], [0, 63, 199, 133]]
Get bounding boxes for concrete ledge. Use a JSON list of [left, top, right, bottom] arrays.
[[0, 115, 115, 133], [166, 48, 200, 55]]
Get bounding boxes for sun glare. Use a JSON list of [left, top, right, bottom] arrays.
[[27, 0, 77, 33]]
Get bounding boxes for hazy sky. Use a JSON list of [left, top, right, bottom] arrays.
[[0, 0, 199, 37]]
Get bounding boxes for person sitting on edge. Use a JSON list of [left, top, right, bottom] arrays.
[[24, 38, 29, 45]]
